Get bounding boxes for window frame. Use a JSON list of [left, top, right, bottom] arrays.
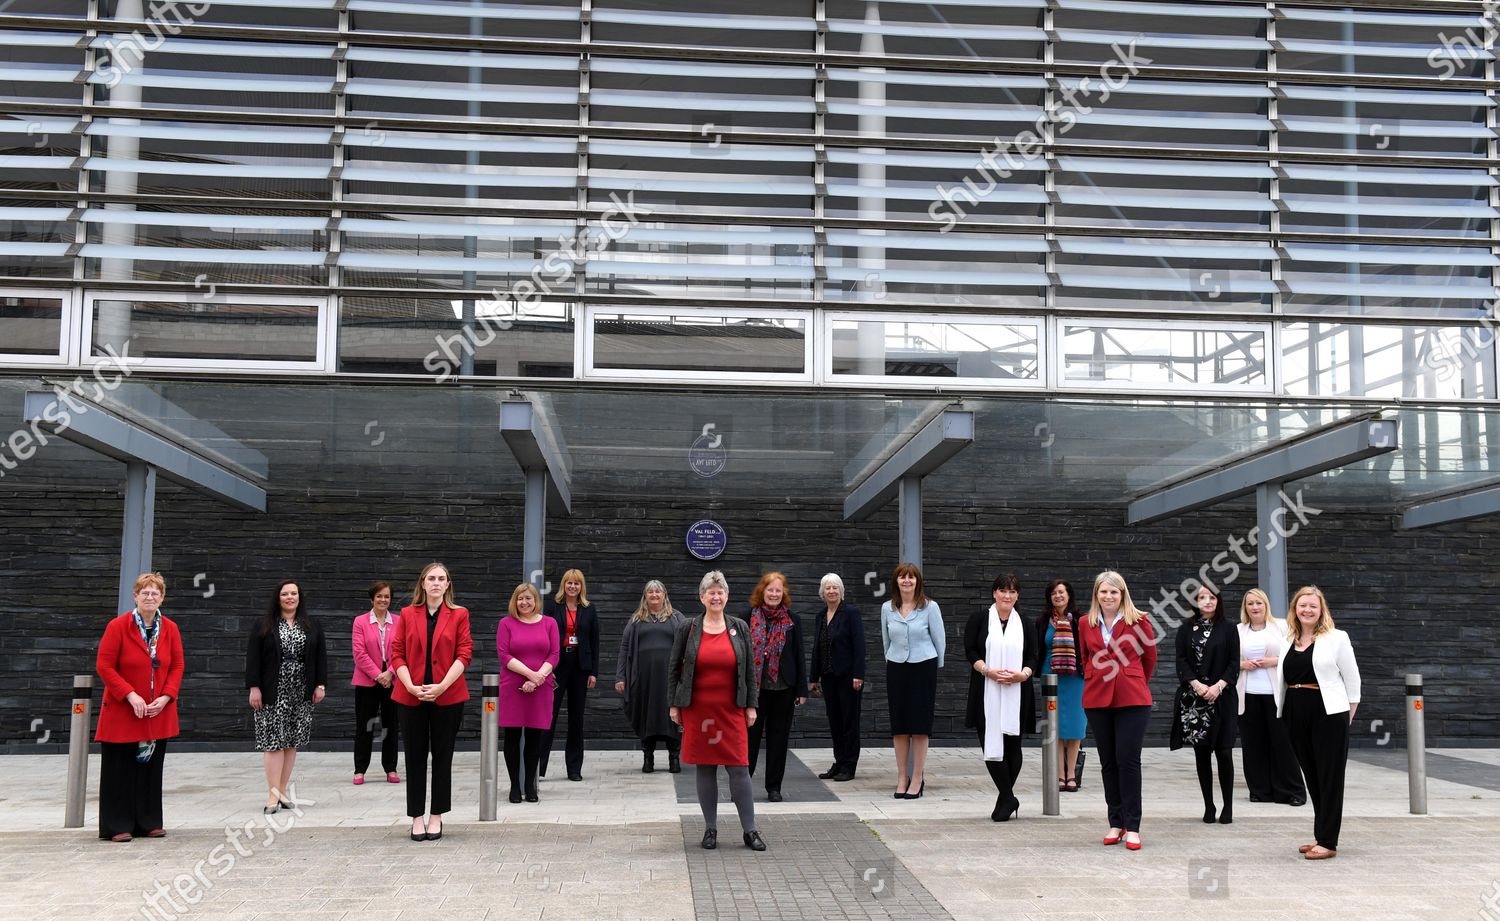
[[0, 287, 77, 368], [1054, 316, 1275, 396], [821, 310, 1046, 390], [581, 304, 814, 385]]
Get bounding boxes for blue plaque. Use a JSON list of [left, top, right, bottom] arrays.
[[688, 425, 727, 479], [685, 519, 728, 561]]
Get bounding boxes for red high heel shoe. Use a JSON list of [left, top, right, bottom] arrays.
[[1102, 829, 1124, 846], [1124, 833, 1142, 851]]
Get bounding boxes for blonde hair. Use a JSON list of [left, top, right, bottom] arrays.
[[1084, 570, 1145, 628], [1238, 588, 1283, 628], [132, 572, 166, 596], [508, 582, 542, 618], [411, 562, 455, 608], [630, 580, 676, 623], [553, 569, 589, 606], [1287, 585, 1335, 642]]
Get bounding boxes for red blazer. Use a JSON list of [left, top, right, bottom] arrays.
[[1077, 613, 1157, 709], [95, 612, 185, 743], [391, 602, 473, 707]]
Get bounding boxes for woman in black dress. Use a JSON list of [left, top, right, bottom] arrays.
[[1170, 586, 1240, 824], [246, 580, 328, 814], [615, 579, 688, 773]]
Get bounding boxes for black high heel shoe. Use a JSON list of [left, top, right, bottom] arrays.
[[992, 797, 1020, 822], [409, 820, 426, 842], [1202, 805, 1217, 824], [509, 787, 523, 804], [904, 781, 924, 800]]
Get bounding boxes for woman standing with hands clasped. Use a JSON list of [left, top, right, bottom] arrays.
[[1170, 587, 1240, 825], [964, 574, 1038, 822], [1038, 579, 1086, 792], [1276, 586, 1360, 861], [881, 562, 945, 799], [391, 562, 472, 842], [496, 582, 560, 803], [246, 580, 328, 815], [96, 573, 184, 841], [745, 571, 807, 802], [1236, 588, 1305, 806], [615, 580, 687, 773], [808, 573, 865, 782], [670, 571, 765, 851], [351, 581, 401, 786]]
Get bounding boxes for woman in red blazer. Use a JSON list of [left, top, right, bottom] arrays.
[[391, 562, 472, 842], [95, 572, 185, 842], [1076, 570, 1157, 851]]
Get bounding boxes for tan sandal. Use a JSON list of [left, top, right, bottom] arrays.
[[1304, 846, 1337, 860]]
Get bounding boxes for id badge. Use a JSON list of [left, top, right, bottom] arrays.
[[567, 635, 579, 647]]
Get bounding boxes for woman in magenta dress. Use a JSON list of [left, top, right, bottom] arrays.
[[669, 571, 765, 851], [496, 582, 560, 804]]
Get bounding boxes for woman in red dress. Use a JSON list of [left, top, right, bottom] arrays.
[[669, 570, 765, 851]]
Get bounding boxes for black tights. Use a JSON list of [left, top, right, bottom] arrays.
[[1195, 741, 1234, 816], [504, 726, 543, 795]]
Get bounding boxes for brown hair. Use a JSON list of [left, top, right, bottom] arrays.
[[508, 582, 542, 618], [411, 562, 455, 608], [749, 571, 791, 609], [368, 581, 392, 601], [132, 572, 166, 596], [892, 562, 929, 609]]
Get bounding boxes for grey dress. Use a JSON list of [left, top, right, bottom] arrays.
[[616, 612, 687, 741], [254, 621, 315, 751]]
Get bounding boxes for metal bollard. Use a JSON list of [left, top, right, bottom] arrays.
[[1042, 674, 1059, 817], [65, 674, 94, 828], [1406, 673, 1426, 816], [479, 674, 499, 821]]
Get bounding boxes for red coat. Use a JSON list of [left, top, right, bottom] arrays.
[[95, 613, 184, 743], [391, 603, 473, 707], [1077, 613, 1157, 709]]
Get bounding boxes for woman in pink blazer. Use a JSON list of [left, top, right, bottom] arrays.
[[351, 581, 401, 785]]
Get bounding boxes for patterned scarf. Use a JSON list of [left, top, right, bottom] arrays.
[[750, 604, 792, 685], [1048, 612, 1077, 676]]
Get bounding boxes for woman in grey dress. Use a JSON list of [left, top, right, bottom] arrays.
[[615, 580, 687, 773], [247, 581, 328, 814]]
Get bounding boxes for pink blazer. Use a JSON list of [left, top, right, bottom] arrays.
[[352, 611, 400, 687]]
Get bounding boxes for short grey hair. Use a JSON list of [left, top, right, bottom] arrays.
[[819, 573, 844, 596], [698, 570, 729, 596]]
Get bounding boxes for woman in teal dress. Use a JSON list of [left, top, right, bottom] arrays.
[[1037, 579, 1087, 791]]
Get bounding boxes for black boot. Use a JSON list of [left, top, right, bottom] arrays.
[[643, 747, 655, 774], [668, 749, 681, 774], [524, 764, 539, 803]]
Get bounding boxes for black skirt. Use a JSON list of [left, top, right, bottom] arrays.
[[886, 658, 938, 735]]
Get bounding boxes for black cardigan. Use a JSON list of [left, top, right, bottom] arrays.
[[807, 601, 867, 683], [963, 608, 1039, 735], [746, 608, 809, 698], [245, 616, 329, 709], [543, 598, 601, 676], [1169, 615, 1240, 751]]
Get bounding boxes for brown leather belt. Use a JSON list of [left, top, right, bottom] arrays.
[[1287, 683, 1320, 690]]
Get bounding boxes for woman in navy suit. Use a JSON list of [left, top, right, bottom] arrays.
[[540, 568, 600, 781], [808, 573, 865, 782]]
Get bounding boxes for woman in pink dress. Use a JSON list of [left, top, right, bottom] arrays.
[[496, 582, 560, 804]]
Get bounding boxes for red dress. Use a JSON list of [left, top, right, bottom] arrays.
[[680, 629, 749, 766]]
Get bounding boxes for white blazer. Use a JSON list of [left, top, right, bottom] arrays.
[[1274, 628, 1361, 717], [1235, 619, 1288, 716]]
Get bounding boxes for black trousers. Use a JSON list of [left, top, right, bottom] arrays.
[[397, 701, 464, 817], [1284, 691, 1349, 850], [540, 654, 588, 776], [353, 683, 399, 775], [1239, 693, 1306, 802], [643, 734, 679, 753], [977, 729, 1022, 810], [822, 674, 862, 775], [747, 687, 797, 792], [504, 726, 543, 795], [1086, 705, 1151, 833], [99, 740, 167, 838]]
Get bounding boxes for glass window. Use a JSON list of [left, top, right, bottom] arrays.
[[87, 294, 326, 367], [587, 222, 816, 302], [342, 130, 574, 211], [593, 0, 814, 52], [1054, 0, 1268, 70], [1054, 156, 1273, 233], [588, 140, 814, 219], [828, 313, 1041, 385], [587, 308, 809, 378], [825, 69, 1045, 145], [349, 0, 577, 40], [826, 147, 1046, 226], [1054, 235, 1275, 313], [592, 59, 813, 135], [824, 229, 1046, 307], [102, 0, 338, 29], [1060, 321, 1270, 392], [339, 214, 580, 292], [0, 30, 85, 106], [0, 202, 75, 278], [339, 296, 574, 379], [1282, 322, 1494, 400], [826, 1, 1045, 60], [87, 119, 333, 200], [0, 292, 67, 360], [346, 49, 578, 125], [90, 38, 336, 116]]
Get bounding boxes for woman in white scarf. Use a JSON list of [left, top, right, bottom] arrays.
[[963, 574, 1039, 822]]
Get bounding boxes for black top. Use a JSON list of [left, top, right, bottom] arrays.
[[748, 608, 809, 698], [1169, 614, 1240, 751], [543, 599, 602, 676], [1284, 642, 1317, 685], [961, 608, 1039, 735], [244, 616, 329, 709], [426, 605, 440, 684], [807, 601, 867, 683]]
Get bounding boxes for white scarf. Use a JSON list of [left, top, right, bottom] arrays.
[[982, 604, 1025, 760]]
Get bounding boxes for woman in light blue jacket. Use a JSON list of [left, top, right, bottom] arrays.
[[880, 562, 945, 800]]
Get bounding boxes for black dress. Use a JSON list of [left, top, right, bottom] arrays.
[[1169, 615, 1239, 751]]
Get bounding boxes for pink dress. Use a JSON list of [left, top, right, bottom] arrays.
[[496, 615, 560, 729]]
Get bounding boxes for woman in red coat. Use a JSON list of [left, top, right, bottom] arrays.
[[391, 562, 472, 842], [95, 572, 184, 842], [1076, 570, 1157, 852]]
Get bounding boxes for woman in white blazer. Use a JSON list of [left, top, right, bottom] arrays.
[[1236, 589, 1305, 807], [1274, 586, 1360, 861]]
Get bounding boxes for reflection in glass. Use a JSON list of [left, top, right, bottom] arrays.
[[1061, 323, 1269, 392], [90, 298, 322, 363], [0, 295, 64, 356], [830, 316, 1040, 383], [591, 312, 806, 375]]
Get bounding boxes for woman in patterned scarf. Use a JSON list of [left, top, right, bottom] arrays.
[[745, 571, 807, 802]]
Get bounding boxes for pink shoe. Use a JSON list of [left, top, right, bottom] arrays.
[[352, 775, 365, 786], [387, 772, 401, 784]]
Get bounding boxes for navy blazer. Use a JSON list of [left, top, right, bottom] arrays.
[[807, 601, 867, 683], [543, 598, 601, 676]]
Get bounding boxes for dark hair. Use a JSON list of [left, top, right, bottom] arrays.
[[368, 580, 392, 601], [990, 573, 1020, 593], [1044, 579, 1076, 616], [891, 562, 929, 609], [261, 580, 306, 635], [1193, 585, 1224, 622]]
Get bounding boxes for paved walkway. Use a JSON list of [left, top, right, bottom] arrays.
[[2, 747, 1497, 920]]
